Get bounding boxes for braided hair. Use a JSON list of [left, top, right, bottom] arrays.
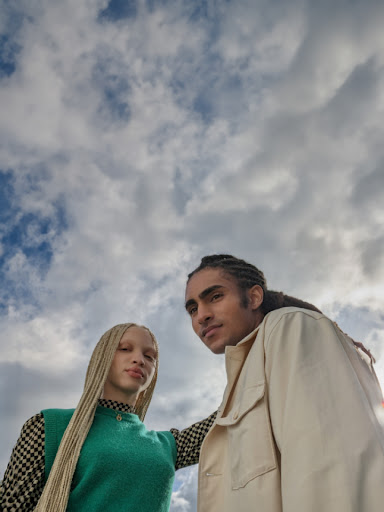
[[188, 254, 322, 314], [188, 254, 374, 361], [35, 323, 159, 512]]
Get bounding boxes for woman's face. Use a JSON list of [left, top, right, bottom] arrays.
[[103, 326, 157, 405]]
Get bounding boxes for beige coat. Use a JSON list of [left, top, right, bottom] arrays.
[[198, 307, 384, 512]]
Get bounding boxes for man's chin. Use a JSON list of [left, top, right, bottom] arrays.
[[205, 340, 226, 355]]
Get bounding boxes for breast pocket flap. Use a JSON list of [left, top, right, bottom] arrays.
[[216, 382, 265, 426]]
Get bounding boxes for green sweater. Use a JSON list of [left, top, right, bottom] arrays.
[[43, 406, 176, 512]]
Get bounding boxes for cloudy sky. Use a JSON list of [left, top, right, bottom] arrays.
[[1, 0, 384, 510]]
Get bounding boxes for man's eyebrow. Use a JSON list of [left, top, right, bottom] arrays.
[[185, 298, 196, 311], [185, 284, 224, 310]]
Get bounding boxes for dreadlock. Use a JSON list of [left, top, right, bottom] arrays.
[[188, 254, 374, 361], [188, 254, 267, 293], [35, 323, 159, 512], [188, 254, 322, 313], [260, 291, 322, 315]]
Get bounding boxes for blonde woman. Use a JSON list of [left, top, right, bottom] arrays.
[[1, 323, 216, 511]]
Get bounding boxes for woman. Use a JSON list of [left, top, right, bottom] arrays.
[[1, 323, 216, 511]]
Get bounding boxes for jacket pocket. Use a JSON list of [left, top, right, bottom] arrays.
[[216, 382, 277, 489]]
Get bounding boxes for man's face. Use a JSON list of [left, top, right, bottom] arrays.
[[185, 268, 262, 354]]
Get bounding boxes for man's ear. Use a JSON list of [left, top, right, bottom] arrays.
[[248, 285, 264, 310]]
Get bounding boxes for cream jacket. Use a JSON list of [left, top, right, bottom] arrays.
[[198, 307, 384, 512]]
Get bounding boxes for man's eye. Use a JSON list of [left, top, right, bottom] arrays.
[[212, 293, 222, 301], [188, 306, 197, 315]]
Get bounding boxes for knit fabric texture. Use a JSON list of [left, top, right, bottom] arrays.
[[43, 406, 176, 512]]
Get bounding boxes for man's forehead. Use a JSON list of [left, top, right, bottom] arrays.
[[185, 268, 234, 299]]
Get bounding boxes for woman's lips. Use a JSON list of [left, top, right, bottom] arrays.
[[126, 368, 144, 379]]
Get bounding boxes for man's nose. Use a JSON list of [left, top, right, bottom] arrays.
[[197, 304, 212, 324]]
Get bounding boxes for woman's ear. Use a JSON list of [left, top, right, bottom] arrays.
[[248, 285, 264, 310]]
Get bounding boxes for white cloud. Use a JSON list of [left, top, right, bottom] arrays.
[[0, 306, 87, 371], [1, 1, 384, 509], [171, 467, 198, 512]]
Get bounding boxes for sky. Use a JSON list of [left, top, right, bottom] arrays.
[[1, 0, 384, 510]]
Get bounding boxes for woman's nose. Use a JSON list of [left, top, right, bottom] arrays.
[[132, 352, 145, 365]]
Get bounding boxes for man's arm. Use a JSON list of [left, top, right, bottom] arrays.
[[264, 310, 384, 512]]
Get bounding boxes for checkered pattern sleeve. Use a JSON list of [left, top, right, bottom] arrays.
[[0, 413, 45, 511], [170, 411, 217, 470]]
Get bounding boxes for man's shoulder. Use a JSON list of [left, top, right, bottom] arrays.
[[263, 306, 326, 331], [259, 307, 337, 355], [240, 308, 328, 350], [266, 306, 323, 319]]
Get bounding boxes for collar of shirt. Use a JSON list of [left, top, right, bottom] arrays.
[[97, 398, 135, 414]]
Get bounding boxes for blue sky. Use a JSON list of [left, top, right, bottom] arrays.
[[1, 1, 384, 510]]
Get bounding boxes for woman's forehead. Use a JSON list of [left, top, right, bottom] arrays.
[[120, 326, 155, 348]]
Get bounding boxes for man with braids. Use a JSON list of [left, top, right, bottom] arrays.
[[185, 254, 384, 512]]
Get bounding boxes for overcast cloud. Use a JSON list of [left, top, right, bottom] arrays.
[[1, 1, 384, 510]]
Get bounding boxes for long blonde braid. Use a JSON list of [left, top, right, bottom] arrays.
[[35, 323, 159, 512]]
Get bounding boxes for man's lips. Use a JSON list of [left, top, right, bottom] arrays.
[[125, 367, 144, 379], [202, 325, 222, 338]]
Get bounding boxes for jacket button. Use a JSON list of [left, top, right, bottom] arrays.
[[116, 414, 122, 421]]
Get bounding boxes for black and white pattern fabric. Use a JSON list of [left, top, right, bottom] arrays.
[[171, 412, 217, 469], [0, 399, 216, 511], [97, 398, 135, 413], [1, 414, 45, 511]]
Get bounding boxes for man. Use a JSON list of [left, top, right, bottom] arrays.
[[185, 254, 384, 512]]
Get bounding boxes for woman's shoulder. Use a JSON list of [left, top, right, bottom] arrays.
[[23, 411, 44, 424], [41, 407, 75, 416], [41, 408, 76, 427], [18, 408, 76, 433], [19, 412, 45, 434]]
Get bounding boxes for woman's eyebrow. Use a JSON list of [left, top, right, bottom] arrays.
[[118, 340, 131, 347]]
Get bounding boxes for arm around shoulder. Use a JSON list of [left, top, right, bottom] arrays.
[[170, 411, 217, 470]]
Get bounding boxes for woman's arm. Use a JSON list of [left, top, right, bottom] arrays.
[[1, 414, 45, 511], [170, 411, 217, 470]]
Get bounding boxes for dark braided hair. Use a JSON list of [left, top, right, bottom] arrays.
[[187, 254, 374, 362], [188, 254, 322, 314]]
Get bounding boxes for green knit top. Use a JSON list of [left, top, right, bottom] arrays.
[[43, 406, 177, 512]]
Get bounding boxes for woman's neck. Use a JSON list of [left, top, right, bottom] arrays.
[[101, 389, 137, 406]]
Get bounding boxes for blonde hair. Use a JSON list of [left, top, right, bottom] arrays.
[[35, 323, 159, 512]]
